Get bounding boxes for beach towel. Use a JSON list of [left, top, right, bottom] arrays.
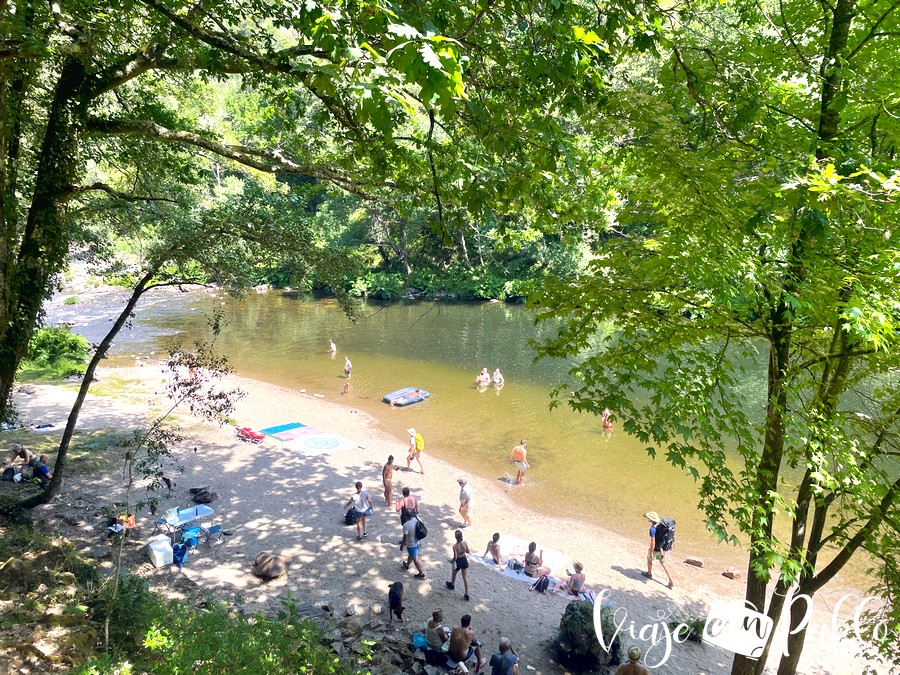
[[260, 422, 305, 436], [467, 534, 567, 589]]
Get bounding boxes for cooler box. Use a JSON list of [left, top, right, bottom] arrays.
[[147, 535, 173, 567]]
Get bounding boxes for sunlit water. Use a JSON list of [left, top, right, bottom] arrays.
[[49, 288, 874, 588]]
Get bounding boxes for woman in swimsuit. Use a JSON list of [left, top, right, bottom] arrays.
[[564, 561, 586, 595], [524, 542, 551, 578], [446, 530, 471, 601]]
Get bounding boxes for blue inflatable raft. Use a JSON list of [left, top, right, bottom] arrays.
[[382, 387, 430, 406]]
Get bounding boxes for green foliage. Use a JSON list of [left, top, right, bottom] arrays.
[[64, 296, 79, 305], [75, 593, 357, 675], [23, 326, 90, 379]]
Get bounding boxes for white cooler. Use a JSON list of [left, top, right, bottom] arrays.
[[147, 535, 173, 567]]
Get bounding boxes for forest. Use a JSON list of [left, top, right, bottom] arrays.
[[2, 0, 899, 673]]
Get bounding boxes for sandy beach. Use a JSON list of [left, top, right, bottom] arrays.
[[11, 363, 885, 674]]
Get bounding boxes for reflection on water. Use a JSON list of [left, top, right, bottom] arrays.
[[56, 288, 874, 586]]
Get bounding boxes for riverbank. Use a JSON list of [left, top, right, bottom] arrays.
[[10, 363, 880, 674]]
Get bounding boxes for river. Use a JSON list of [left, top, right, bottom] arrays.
[[48, 287, 872, 587]]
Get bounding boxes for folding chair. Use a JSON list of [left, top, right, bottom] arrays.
[[180, 525, 202, 550], [154, 517, 175, 535], [203, 524, 224, 546]]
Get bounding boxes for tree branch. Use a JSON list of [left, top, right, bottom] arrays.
[[69, 182, 179, 203], [846, 0, 900, 60]]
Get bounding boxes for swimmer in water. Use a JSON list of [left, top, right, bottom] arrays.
[[602, 408, 613, 431]]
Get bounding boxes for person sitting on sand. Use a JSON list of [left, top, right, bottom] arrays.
[[483, 533, 502, 566], [492, 369, 505, 386], [449, 614, 485, 670], [425, 608, 451, 651], [614, 645, 651, 675], [489, 637, 518, 675], [562, 561, 586, 596], [523, 542, 551, 578]]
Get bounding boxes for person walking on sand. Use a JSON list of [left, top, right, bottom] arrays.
[[614, 645, 651, 675], [400, 512, 426, 579], [446, 529, 472, 600], [395, 486, 420, 519], [344, 355, 352, 378], [382, 455, 394, 506], [344, 481, 373, 541], [643, 511, 675, 589], [406, 427, 425, 474], [457, 477, 474, 527], [508, 439, 529, 485], [483, 533, 502, 566]]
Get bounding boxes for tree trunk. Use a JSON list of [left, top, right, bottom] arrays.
[[0, 59, 84, 421], [20, 270, 154, 508]]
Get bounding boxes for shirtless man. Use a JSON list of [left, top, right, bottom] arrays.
[[483, 533, 502, 567], [328, 339, 337, 355], [508, 439, 529, 485], [446, 529, 471, 601], [448, 615, 485, 670], [382, 455, 394, 506], [344, 356, 352, 378], [8, 444, 37, 468]]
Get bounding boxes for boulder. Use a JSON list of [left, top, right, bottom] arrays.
[[684, 556, 704, 568], [252, 552, 291, 580], [192, 490, 218, 504]]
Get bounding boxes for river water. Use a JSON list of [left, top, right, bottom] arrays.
[[48, 287, 871, 584]]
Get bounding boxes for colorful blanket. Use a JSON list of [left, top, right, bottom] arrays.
[[262, 422, 357, 456]]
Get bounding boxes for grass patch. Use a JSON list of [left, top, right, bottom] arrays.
[[16, 364, 84, 384], [64, 296, 79, 305]]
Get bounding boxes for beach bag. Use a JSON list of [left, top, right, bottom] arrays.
[[509, 560, 524, 572], [345, 509, 358, 526], [654, 517, 676, 552], [414, 433, 424, 451], [411, 632, 428, 649], [531, 574, 550, 593], [414, 517, 428, 541]]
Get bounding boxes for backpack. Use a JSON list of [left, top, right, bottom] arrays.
[[345, 509, 358, 526], [1, 467, 17, 481], [654, 517, 676, 552], [415, 433, 424, 451], [531, 574, 550, 593], [172, 543, 188, 568], [415, 517, 428, 541]]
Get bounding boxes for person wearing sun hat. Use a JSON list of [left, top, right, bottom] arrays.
[[614, 645, 651, 674], [643, 511, 675, 589], [406, 427, 425, 474], [457, 477, 474, 527]]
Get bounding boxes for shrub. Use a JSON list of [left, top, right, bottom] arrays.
[[64, 296, 79, 305], [24, 326, 90, 378]]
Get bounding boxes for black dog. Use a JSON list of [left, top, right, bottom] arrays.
[[388, 581, 405, 622]]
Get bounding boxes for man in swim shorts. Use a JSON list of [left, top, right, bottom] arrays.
[[406, 427, 424, 474], [344, 356, 352, 377], [643, 511, 675, 589], [449, 614, 485, 670], [401, 513, 426, 579], [382, 455, 394, 506], [446, 529, 471, 600], [508, 439, 529, 485]]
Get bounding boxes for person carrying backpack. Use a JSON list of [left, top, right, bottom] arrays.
[[642, 511, 675, 589]]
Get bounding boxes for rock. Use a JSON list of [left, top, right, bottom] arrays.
[[371, 604, 383, 615], [684, 556, 704, 568], [722, 569, 741, 579], [88, 546, 111, 559], [251, 552, 291, 580], [345, 604, 358, 616], [192, 490, 218, 504], [331, 641, 345, 657], [0, 557, 32, 588], [61, 509, 83, 526]]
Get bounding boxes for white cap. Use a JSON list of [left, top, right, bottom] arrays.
[[407, 428, 416, 435]]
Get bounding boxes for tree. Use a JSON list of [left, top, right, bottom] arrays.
[[531, 0, 900, 673], [1, 0, 646, 421]]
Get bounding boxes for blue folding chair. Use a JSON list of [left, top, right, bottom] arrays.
[[203, 524, 224, 547]]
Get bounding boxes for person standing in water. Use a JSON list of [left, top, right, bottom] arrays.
[[508, 439, 529, 485], [344, 355, 352, 378], [328, 339, 337, 356], [492, 369, 504, 386], [602, 408, 614, 431]]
